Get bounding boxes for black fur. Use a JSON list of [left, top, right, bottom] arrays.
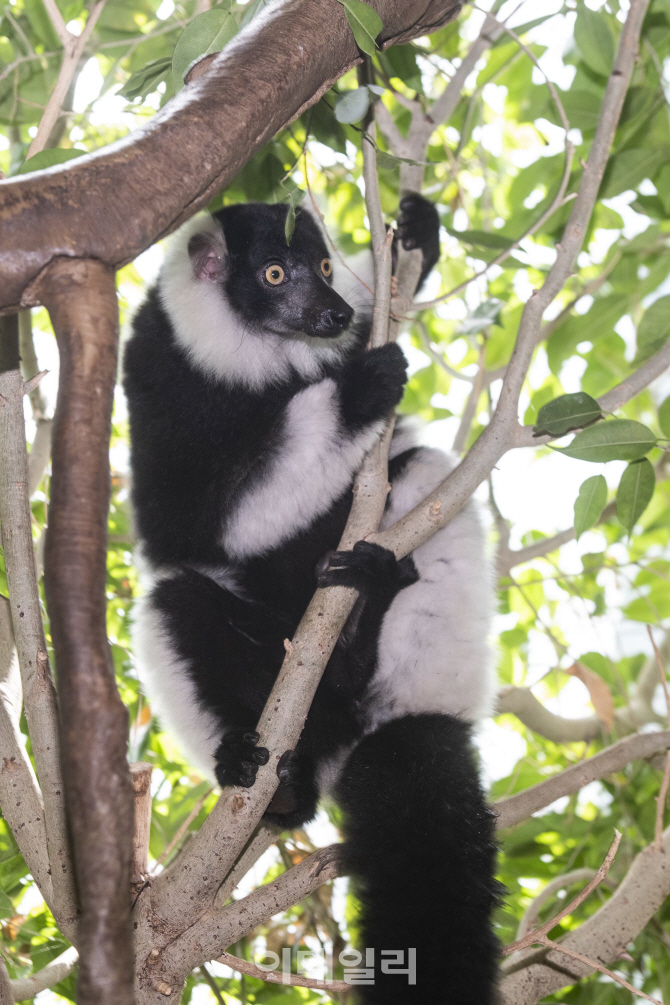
[[337, 714, 501, 1004], [395, 193, 441, 289], [124, 196, 499, 1001]]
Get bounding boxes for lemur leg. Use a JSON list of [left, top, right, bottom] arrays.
[[138, 568, 320, 824]]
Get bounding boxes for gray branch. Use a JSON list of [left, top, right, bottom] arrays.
[[0, 369, 78, 940], [499, 825, 670, 1003], [495, 729, 670, 830], [0, 595, 52, 901]]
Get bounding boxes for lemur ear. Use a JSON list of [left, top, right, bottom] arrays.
[[188, 228, 226, 282]]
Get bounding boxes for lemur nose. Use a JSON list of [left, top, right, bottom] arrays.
[[321, 306, 353, 332]]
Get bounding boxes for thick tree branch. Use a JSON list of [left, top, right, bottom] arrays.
[[154, 845, 341, 988], [0, 367, 77, 940], [495, 730, 670, 830], [38, 259, 134, 1005], [499, 825, 670, 1003], [0, 0, 463, 311], [369, 0, 650, 563]]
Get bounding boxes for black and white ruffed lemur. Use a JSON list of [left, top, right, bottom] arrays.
[[123, 194, 500, 1004]]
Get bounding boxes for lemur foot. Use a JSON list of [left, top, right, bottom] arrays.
[[317, 540, 418, 595], [266, 750, 314, 819], [394, 193, 440, 288], [214, 729, 269, 789]]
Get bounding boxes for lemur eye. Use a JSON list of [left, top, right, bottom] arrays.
[[265, 265, 285, 286], [321, 258, 333, 277]]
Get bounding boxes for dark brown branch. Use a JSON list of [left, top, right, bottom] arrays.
[[0, 0, 462, 311], [39, 259, 134, 1005]]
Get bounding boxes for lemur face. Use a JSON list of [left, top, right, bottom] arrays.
[[188, 202, 354, 340]]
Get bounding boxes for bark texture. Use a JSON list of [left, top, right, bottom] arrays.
[[39, 259, 134, 1005]]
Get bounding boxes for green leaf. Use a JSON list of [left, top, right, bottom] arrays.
[[19, 148, 85, 174], [659, 395, 670, 439], [459, 299, 504, 335], [447, 228, 514, 250], [334, 86, 370, 123], [375, 149, 425, 170], [574, 5, 615, 77], [574, 474, 608, 539], [533, 392, 602, 438], [284, 188, 303, 246], [616, 458, 656, 533], [118, 56, 172, 102], [172, 8, 238, 90], [338, 0, 383, 56], [0, 889, 13, 919], [635, 295, 670, 364], [557, 419, 657, 462], [601, 148, 665, 199]]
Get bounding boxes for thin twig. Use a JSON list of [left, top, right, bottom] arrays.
[[25, 0, 107, 159], [503, 830, 621, 956], [152, 787, 213, 871], [199, 965, 225, 1004], [647, 625, 670, 849], [416, 320, 476, 382], [304, 152, 374, 298], [517, 869, 598, 940], [539, 936, 663, 1005], [218, 951, 349, 993]]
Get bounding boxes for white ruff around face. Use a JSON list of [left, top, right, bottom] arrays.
[[158, 214, 373, 391]]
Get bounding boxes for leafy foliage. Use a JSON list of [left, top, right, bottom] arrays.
[[3, 1, 670, 1002]]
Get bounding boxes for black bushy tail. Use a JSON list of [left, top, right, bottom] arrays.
[[335, 713, 500, 1004]]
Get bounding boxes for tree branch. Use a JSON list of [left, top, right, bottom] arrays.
[[0, 0, 463, 311], [217, 951, 349, 993], [8, 947, 79, 1002], [499, 826, 670, 1003], [0, 595, 53, 903], [37, 259, 134, 1005], [0, 959, 11, 1005], [130, 762, 152, 895], [0, 366, 77, 940], [157, 845, 342, 986], [369, 0, 650, 563], [25, 0, 107, 160], [516, 868, 599, 940], [503, 831, 621, 956], [494, 730, 670, 830], [515, 340, 670, 449]]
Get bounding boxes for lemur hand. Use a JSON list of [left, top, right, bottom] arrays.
[[339, 342, 408, 429]]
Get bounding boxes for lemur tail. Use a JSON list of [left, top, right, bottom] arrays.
[[335, 713, 500, 1004]]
